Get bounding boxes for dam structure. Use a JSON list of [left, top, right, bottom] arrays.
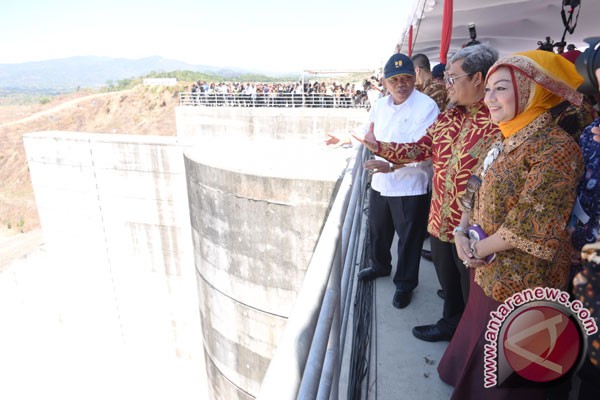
[[22, 105, 365, 399]]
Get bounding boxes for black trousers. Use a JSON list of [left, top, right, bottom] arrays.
[[368, 189, 430, 293], [430, 236, 470, 335]]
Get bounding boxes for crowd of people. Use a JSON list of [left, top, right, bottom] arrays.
[[327, 41, 600, 399], [186, 80, 377, 108]]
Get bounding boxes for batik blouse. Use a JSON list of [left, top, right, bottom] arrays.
[[376, 101, 501, 242], [471, 112, 584, 302]]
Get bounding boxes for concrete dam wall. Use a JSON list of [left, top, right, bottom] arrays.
[[185, 139, 354, 398], [22, 106, 363, 399], [22, 132, 201, 361], [175, 106, 365, 140], [181, 106, 363, 399]]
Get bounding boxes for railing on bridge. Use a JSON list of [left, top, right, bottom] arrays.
[[179, 92, 369, 108], [257, 145, 369, 399]]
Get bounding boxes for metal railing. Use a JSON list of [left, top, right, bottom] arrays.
[[257, 145, 369, 399], [179, 92, 369, 108]]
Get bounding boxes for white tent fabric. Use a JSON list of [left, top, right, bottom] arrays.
[[400, 0, 600, 62]]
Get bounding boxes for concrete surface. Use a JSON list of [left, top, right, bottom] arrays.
[[367, 237, 454, 399], [0, 230, 452, 400], [185, 139, 354, 399], [19, 131, 208, 399], [0, 239, 207, 400], [22, 131, 201, 360], [175, 106, 365, 141]]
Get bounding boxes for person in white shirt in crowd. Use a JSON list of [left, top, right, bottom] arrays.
[[366, 76, 384, 110]]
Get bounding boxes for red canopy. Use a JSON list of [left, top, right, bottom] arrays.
[[440, 0, 453, 64], [408, 25, 414, 57]]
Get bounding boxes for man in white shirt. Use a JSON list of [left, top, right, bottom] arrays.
[[358, 53, 439, 309]]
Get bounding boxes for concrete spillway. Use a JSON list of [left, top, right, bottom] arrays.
[[181, 107, 363, 398], [22, 106, 364, 399], [22, 132, 199, 356]]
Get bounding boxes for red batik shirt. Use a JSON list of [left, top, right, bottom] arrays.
[[375, 101, 501, 242]]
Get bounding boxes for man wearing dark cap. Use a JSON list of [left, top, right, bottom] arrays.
[[356, 53, 439, 309], [432, 63, 446, 81]]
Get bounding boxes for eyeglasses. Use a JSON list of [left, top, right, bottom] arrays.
[[444, 72, 471, 86]]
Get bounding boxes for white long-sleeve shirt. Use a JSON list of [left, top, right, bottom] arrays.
[[367, 90, 439, 197]]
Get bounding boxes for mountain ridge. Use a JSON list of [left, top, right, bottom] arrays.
[[0, 56, 293, 94]]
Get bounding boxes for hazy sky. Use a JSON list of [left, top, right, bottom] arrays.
[[1, 0, 416, 73]]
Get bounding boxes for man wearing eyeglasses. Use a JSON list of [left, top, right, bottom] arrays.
[[354, 44, 502, 342]]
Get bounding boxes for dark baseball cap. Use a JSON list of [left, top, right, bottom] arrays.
[[384, 53, 415, 79], [432, 63, 446, 79]]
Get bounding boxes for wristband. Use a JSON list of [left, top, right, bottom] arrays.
[[453, 226, 466, 236]]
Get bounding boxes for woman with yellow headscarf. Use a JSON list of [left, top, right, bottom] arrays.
[[439, 50, 585, 399]]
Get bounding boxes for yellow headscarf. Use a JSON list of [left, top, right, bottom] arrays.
[[485, 50, 584, 138]]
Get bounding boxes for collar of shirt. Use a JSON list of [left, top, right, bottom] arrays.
[[384, 89, 416, 111]]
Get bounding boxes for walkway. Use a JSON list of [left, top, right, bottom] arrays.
[[346, 237, 454, 400], [357, 236, 580, 400]]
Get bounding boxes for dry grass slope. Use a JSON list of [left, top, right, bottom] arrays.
[[0, 84, 185, 236]]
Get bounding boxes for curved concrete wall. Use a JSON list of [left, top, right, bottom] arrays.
[[184, 135, 354, 398]]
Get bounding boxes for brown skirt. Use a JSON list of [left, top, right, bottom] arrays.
[[437, 269, 548, 400]]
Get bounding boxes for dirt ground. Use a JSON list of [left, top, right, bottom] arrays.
[[0, 228, 43, 270]]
